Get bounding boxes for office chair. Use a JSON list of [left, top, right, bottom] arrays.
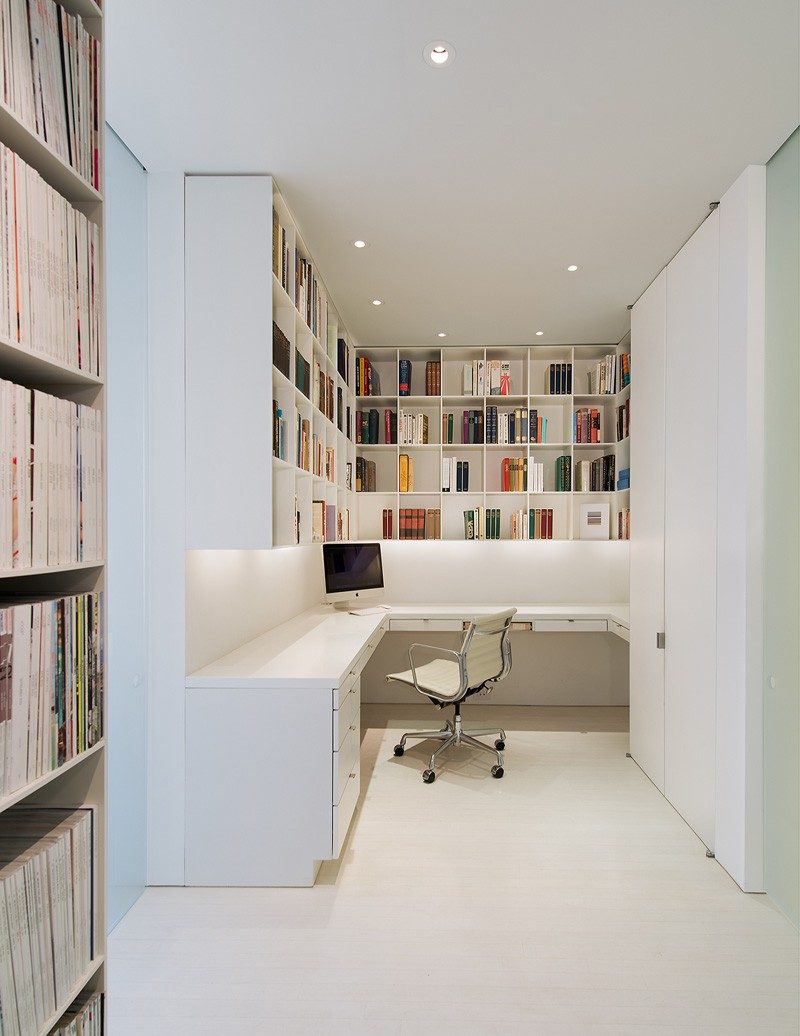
[[386, 608, 516, 783]]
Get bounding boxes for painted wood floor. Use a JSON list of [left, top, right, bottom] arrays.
[[108, 706, 799, 1034]]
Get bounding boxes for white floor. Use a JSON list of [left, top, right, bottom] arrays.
[[108, 706, 799, 1034]]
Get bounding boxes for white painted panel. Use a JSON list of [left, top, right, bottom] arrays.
[[664, 210, 719, 849], [185, 176, 273, 548], [716, 165, 766, 890], [629, 272, 666, 790], [106, 128, 148, 929], [147, 173, 188, 886], [533, 619, 608, 632]]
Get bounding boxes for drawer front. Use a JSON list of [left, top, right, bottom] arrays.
[[333, 669, 359, 710], [389, 618, 464, 632], [533, 618, 609, 633], [333, 685, 359, 749], [332, 760, 360, 858], [333, 713, 360, 805], [610, 620, 630, 642]]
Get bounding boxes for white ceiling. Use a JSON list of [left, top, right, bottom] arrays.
[[106, 1, 799, 348]]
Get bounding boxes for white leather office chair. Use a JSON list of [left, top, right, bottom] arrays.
[[386, 608, 516, 782]]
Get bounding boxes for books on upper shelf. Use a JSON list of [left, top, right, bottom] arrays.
[[272, 400, 286, 460], [337, 338, 350, 385], [381, 508, 393, 539], [573, 407, 602, 443], [294, 253, 327, 342], [0, 143, 102, 375], [312, 361, 335, 421], [500, 457, 527, 492], [618, 507, 630, 540], [510, 507, 554, 539], [398, 410, 429, 445], [295, 352, 310, 398], [0, 379, 103, 571], [575, 454, 615, 492], [586, 353, 622, 395], [0, 592, 104, 796], [399, 508, 440, 539], [310, 436, 334, 481], [355, 456, 376, 492], [0, 1, 101, 189], [545, 363, 572, 395], [617, 467, 630, 491], [441, 457, 470, 492], [356, 357, 382, 397], [312, 500, 346, 542], [296, 414, 310, 470], [555, 454, 572, 491], [49, 990, 102, 1036], [424, 360, 440, 395], [485, 407, 548, 444], [461, 359, 499, 396], [618, 353, 630, 389], [616, 398, 630, 441], [0, 807, 94, 1034], [398, 359, 411, 397], [461, 410, 483, 444], [527, 460, 544, 493], [484, 359, 511, 396], [272, 212, 290, 294], [398, 453, 413, 492], [272, 323, 290, 379], [463, 506, 500, 540]]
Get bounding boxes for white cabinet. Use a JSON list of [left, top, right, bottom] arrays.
[[629, 271, 667, 791], [664, 210, 719, 849]]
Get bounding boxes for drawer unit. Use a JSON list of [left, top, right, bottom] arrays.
[[333, 681, 359, 749], [389, 618, 464, 632], [349, 625, 386, 676], [333, 668, 359, 710], [332, 758, 360, 858], [333, 711, 360, 805], [533, 618, 609, 633], [610, 620, 630, 642]]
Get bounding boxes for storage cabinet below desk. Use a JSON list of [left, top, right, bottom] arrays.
[[185, 671, 364, 887]]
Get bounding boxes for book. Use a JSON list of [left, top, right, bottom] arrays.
[[499, 361, 511, 396], [272, 323, 291, 379], [399, 453, 413, 492], [398, 359, 412, 396], [547, 362, 573, 395], [382, 508, 393, 539], [50, 991, 102, 1036], [616, 398, 630, 441], [573, 407, 602, 443], [488, 360, 502, 395], [425, 360, 441, 395]]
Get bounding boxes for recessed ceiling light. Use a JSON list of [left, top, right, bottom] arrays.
[[567, 264, 578, 272], [437, 331, 447, 338], [535, 330, 544, 336], [353, 239, 367, 249], [424, 40, 455, 67], [372, 298, 383, 306]]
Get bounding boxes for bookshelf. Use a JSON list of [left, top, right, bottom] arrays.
[[355, 338, 631, 541], [0, 0, 107, 1031], [186, 176, 360, 549]]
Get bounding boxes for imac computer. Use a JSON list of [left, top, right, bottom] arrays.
[[322, 542, 387, 614]]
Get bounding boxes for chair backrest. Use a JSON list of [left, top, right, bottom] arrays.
[[462, 608, 516, 690]]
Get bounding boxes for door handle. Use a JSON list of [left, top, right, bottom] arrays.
[[656, 632, 665, 649]]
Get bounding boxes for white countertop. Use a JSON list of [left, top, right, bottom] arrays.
[[186, 602, 629, 690]]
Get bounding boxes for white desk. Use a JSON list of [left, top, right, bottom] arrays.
[[185, 602, 629, 886]]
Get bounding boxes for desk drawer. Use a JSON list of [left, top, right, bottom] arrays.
[[332, 759, 360, 858], [349, 627, 385, 677], [389, 619, 463, 633], [610, 620, 630, 642], [333, 684, 359, 749], [533, 619, 608, 633], [334, 670, 359, 710], [333, 714, 360, 805]]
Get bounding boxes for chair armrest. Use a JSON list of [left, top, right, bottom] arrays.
[[408, 643, 466, 697]]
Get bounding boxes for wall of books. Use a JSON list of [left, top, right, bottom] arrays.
[[0, 0, 106, 1030], [354, 341, 631, 542], [271, 188, 358, 546]]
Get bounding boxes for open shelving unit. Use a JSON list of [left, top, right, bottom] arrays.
[[354, 339, 630, 541], [0, 0, 107, 1030]]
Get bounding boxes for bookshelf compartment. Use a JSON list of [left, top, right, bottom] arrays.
[[441, 348, 485, 397], [485, 448, 528, 494], [398, 348, 441, 397], [398, 448, 440, 494], [357, 349, 396, 398], [529, 347, 573, 397], [398, 403, 441, 445], [442, 450, 483, 493], [486, 346, 528, 397], [357, 449, 396, 493], [572, 400, 615, 444]]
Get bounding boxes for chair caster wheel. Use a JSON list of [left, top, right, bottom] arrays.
[[393, 745, 404, 756], [491, 765, 504, 779], [495, 739, 505, 751], [422, 769, 436, 784]]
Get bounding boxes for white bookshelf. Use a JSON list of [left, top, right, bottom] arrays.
[[354, 339, 631, 541], [0, 0, 107, 1030], [186, 175, 359, 550]]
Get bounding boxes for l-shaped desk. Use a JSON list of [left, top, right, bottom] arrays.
[[185, 602, 630, 887]]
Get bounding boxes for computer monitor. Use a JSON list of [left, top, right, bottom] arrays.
[[322, 542, 384, 607]]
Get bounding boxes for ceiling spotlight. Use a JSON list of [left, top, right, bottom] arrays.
[[536, 330, 544, 336], [372, 298, 383, 306], [567, 264, 578, 272], [424, 40, 455, 67], [353, 239, 367, 249], [437, 331, 447, 338]]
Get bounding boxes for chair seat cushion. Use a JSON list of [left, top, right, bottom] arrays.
[[387, 658, 462, 700]]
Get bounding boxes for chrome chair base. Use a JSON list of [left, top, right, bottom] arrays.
[[393, 710, 505, 782]]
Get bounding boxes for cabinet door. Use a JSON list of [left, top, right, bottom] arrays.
[[629, 271, 667, 789], [664, 210, 719, 849]]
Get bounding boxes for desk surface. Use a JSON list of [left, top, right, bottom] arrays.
[[187, 603, 629, 690]]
